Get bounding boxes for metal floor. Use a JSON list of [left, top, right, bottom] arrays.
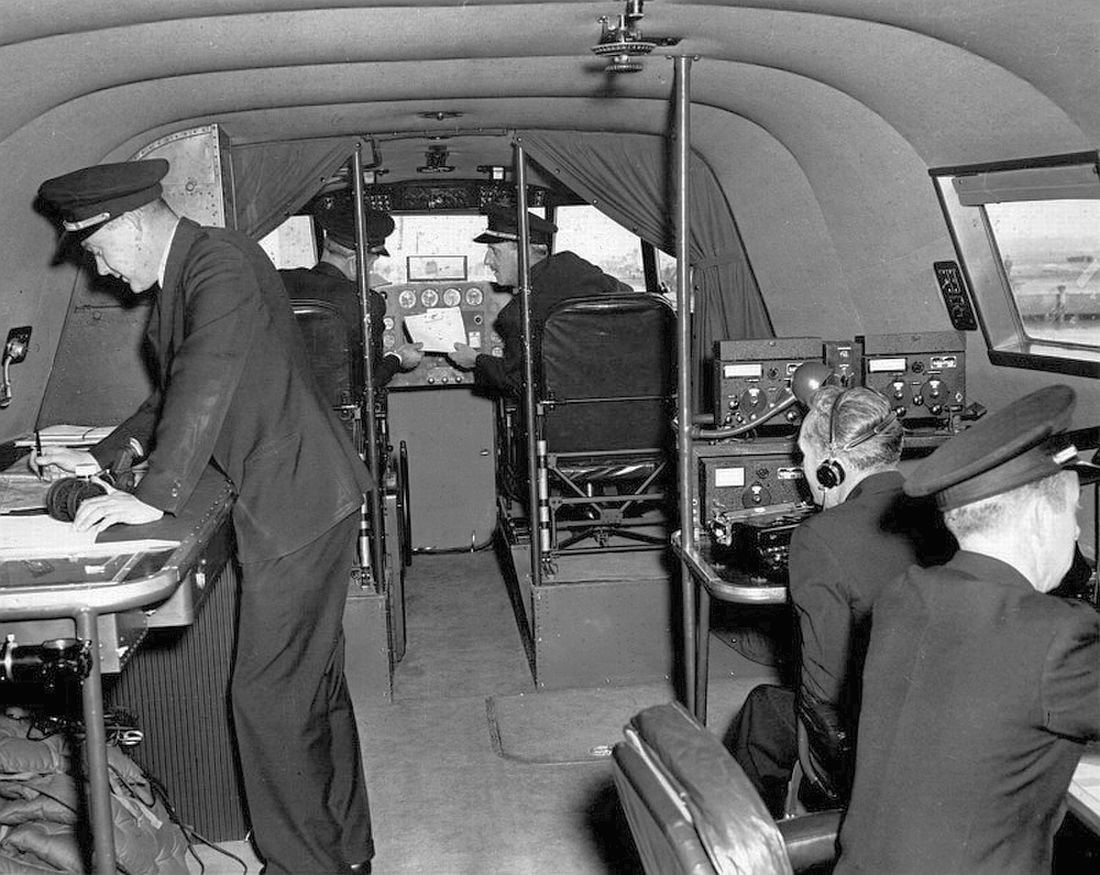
[[187, 548, 770, 874]]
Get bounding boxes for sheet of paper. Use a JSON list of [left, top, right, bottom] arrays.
[[0, 513, 180, 559], [1071, 750, 1100, 810], [0, 473, 50, 511], [14, 424, 115, 448], [0, 515, 98, 554], [402, 307, 468, 353]]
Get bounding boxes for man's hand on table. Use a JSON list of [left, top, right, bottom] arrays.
[[72, 488, 164, 535], [29, 447, 98, 481]]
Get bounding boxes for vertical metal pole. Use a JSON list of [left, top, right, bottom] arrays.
[[352, 143, 386, 588], [76, 610, 116, 875], [514, 141, 542, 591], [673, 55, 697, 715]]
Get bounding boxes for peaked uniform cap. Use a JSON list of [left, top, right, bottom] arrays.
[[473, 205, 557, 246], [321, 210, 395, 255], [904, 384, 1100, 510], [38, 159, 169, 239]]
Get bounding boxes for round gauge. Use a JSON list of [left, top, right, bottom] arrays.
[[442, 287, 461, 307], [382, 332, 396, 350], [421, 289, 438, 308], [383, 316, 394, 330], [398, 290, 417, 309], [465, 287, 483, 306]]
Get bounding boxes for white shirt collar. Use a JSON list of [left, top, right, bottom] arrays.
[[157, 218, 182, 288]]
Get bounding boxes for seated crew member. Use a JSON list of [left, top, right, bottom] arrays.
[[280, 210, 423, 387], [726, 386, 954, 817], [835, 385, 1100, 875], [34, 160, 375, 875], [447, 205, 630, 398]]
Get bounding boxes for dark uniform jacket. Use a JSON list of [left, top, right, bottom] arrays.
[[835, 551, 1100, 875], [92, 218, 371, 562], [789, 470, 953, 802], [279, 261, 400, 389], [473, 250, 629, 398]]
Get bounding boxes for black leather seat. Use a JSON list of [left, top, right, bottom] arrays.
[[533, 292, 675, 555], [291, 299, 361, 449], [612, 702, 841, 875]]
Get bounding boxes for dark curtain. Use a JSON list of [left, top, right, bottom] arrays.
[[231, 137, 359, 240], [516, 130, 773, 410]]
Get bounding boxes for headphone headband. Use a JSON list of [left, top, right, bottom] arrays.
[[826, 390, 898, 455], [840, 409, 899, 453]]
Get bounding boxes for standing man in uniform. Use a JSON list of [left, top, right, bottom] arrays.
[[835, 385, 1100, 875], [35, 160, 375, 875], [281, 209, 422, 390], [447, 205, 630, 398]]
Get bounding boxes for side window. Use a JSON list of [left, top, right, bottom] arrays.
[[932, 154, 1100, 374], [985, 200, 1100, 346], [553, 205, 649, 291]]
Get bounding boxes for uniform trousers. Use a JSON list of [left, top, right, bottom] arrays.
[[725, 684, 798, 818], [728, 684, 876, 819], [232, 512, 372, 874]]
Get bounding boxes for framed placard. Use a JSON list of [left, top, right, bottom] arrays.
[[407, 255, 467, 282]]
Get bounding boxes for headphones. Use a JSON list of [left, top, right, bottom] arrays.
[[45, 477, 108, 522], [815, 390, 899, 490]]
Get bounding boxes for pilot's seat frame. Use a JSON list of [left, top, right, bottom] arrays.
[[500, 292, 676, 559]]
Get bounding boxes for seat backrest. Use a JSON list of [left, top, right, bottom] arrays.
[[540, 293, 675, 453], [612, 702, 795, 875], [291, 300, 359, 447]]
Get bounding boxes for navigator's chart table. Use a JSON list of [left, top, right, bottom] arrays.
[[0, 467, 234, 875]]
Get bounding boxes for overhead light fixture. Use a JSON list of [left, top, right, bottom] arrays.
[[417, 110, 464, 122], [591, 0, 679, 74], [418, 145, 455, 174]]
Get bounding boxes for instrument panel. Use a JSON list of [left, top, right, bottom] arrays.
[[380, 281, 508, 389]]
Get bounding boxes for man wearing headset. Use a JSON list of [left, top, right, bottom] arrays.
[[727, 385, 954, 816]]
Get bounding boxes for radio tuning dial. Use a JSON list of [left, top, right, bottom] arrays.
[[742, 484, 773, 507]]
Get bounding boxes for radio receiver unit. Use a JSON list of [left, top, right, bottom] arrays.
[[858, 331, 966, 430], [693, 441, 812, 532], [712, 337, 824, 435]]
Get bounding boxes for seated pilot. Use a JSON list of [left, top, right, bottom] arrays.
[[834, 386, 1100, 875], [726, 385, 954, 817], [447, 205, 630, 399], [280, 209, 422, 387]]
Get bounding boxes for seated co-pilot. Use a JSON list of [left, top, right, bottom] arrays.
[[447, 206, 630, 398], [280, 210, 423, 387]]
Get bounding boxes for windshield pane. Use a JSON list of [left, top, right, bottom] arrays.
[[985, 200, 1100, 347], [379, 214, 493, 286], [553, 205, 647, 291]]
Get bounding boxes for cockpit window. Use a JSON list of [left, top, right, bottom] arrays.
[[553, 205, 647, 291], [263, 205, 676, 296], [382, 214, 494, 286], [985, 200, 1100, 347]]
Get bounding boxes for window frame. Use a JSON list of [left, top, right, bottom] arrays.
[[930, 151, 1100, 379]]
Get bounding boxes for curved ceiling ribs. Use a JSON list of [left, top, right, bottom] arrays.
[[1, 3, 1090, 167], [0, 3, 1094, 330]]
